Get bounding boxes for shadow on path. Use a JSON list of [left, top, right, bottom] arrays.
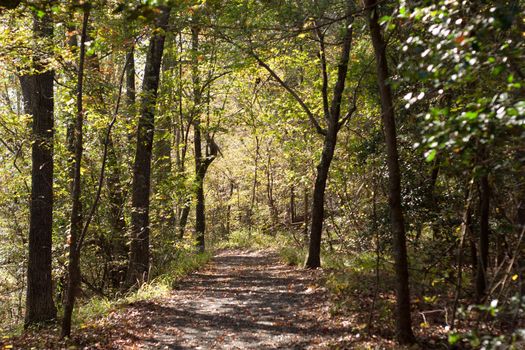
[[116, 250, 353, 349]]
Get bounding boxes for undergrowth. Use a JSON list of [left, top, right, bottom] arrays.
[[212, 229, 310, 266], [75, 248, 211, 327]]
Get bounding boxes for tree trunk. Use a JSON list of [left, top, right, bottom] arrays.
[[302, 187, 308, 237], [305, 128, 337, 268], [476, 174, 490, 301], [125, 46, 136, 141], [304, 3, 353, 268], [227, 181, 234, 236], [366, 0, 415, 344], [191, 25, 219, 252], [266, 152, 278, 230], [126, 6, 170, 287], [105, 134, 128, 288], [178, 204, 190, 239], [20, 12, 57, 327], [192, 25, 205, 251], [61, 7, 89, 338]]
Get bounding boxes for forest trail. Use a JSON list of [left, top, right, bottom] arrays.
[[104, 249, 353, 349]]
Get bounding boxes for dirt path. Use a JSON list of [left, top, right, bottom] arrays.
[[107, 249, 353, 349]]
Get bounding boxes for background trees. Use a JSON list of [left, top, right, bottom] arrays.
[[0, 0, 523, 347]]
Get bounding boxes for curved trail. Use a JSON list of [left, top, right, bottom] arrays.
[[110, 249, 352, 349]]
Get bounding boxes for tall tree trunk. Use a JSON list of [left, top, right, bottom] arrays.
[[191, 25, 210, 252], [154, 40, 175, 234], [126, 6, 170, 287], [305, 128, 337, 267], [476, 174, 490, 301], [175, 30, 191, 240], [105, 134, 127, 288], [99, 47, 132, 290], [20, 11, 57, 327], [61, 7, 89, 338], [305, 4, 354, 268], [366, 0, 415, 344], [125, 46, 136, 141]]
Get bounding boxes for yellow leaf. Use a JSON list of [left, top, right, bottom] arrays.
[[512, 274, 519, 281], [5, 345, 13, 349]]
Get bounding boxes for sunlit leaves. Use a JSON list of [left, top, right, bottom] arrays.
[[398, 0, 524, 166]]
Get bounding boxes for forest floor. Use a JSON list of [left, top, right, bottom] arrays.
[[2, 249, 434, 349]]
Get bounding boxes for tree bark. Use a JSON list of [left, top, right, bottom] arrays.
[[20, 11, 57, 327], [126, 6, 170, 287], [125, 46, 136, 141], [192, 26, 205, 251], [366, 0, 415, 344], [305, 128, 337, 268], [178, 204, 190, 239], [61, 7, 89, 338], [476, 174, 490, 301], [191, 25, 218, 252], [305, 4, 354, 268], [105, 134, 127, 288]]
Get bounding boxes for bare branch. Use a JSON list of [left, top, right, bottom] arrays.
[[315, 26, 331, 121], [217, 32, 326, 136], [254, 53, 327, 136], [338, 58, 372, 130]]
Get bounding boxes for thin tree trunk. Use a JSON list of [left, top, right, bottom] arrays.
[[192, 25, 205, 251], [191, 25, 218, 252], [451, 177, 475, 329], [105, 134, 127, 288], [305, 129, 337, 268], [516, 149, 525, 296], [266, 152, 278, 229], [476, 174, 490, 301], [126, 47, 136, 107], [227, 181, 234, 236], [61, 7, 89, 338], [125, 45, 136, 141], [175, 29, 191, 240], [20, 11, 57, 327], [178, 204, 190, 239], [366, 0, 415, 343], [249, 135, 260, 229], [304, 187, 309, 237], [126, 6, 170, 287], [305, 4, 354, 268]]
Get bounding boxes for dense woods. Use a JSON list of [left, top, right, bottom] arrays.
[[0, 0, 524, 348]]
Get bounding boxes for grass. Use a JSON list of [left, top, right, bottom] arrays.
[[212, 229, 310, 266], [75, 248, 212, 326]]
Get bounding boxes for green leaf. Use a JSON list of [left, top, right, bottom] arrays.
[[448, 333, 460, 345], [379, 15, 391, 24], [465, 111, 478, 120], [425, 149, 437, 162]]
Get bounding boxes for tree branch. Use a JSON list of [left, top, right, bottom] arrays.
[[315, 26, 331, 121], [254, 53, 327, 136], [218, 32, 326, 136]]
